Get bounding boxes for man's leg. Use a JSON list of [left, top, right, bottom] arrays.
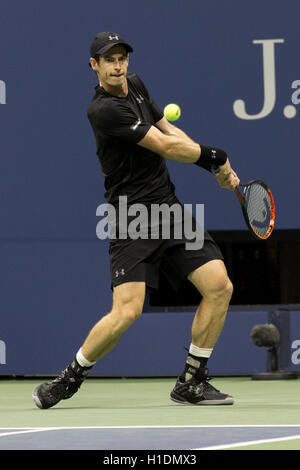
[[188, 259, 233, 351], [32, 282, 146, 409], [80, 282, 146, 362], [170, 259, 234, 405]]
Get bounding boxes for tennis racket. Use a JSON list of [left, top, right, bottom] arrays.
[[212, 166, 275, 240]]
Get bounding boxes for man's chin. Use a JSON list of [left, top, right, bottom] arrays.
[[109, 78, 126, 88]]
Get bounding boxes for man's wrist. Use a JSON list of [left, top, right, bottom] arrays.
[[194, 145, 228, 169]]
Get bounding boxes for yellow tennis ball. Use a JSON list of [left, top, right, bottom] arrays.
[[164, 103, 181, 121]]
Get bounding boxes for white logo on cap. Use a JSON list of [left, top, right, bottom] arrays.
[[109, 35, 119, 41]]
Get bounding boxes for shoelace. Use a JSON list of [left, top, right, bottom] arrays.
[[53, 369, 70, 383], [52, 363, 88, 387], [193, 377, 220, 394], [52, 368, 80, 386], [202, 377, 220, 392]]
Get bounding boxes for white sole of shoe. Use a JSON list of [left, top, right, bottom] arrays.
[[170, 395, 234, 405], [32, 389, 44, 409]]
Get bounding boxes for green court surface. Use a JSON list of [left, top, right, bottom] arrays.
[[0, 377, 299, 449]]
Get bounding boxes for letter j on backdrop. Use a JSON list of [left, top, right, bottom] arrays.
[[0, 80, 6, 104], [0, 340, 6, 364], [233, 39, 297, 120]]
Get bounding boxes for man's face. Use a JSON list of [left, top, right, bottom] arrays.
[[90, 45, 129, 89]]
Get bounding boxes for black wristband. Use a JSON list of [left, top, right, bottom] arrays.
[[193, 160, 213, 173], [194, 145, 227, 169]]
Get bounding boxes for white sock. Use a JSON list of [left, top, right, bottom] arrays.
[[184, 344, 213, 381], [76, 348, 97, 368], [189, 344, 213, 359]]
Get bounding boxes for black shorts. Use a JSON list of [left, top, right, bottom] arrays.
[[109, 231, 224, 292]]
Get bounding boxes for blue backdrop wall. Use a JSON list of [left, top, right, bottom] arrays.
[[0, 0, 299, 375]]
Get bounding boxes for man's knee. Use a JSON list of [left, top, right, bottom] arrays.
[[223, 277, 233, 300], [112, 299, 143, 325], [121, 299, 143, 325], [208, 276, 233, 305], [189, 260, 233, 302], [204, 273, 233, 299], [111, 283, 145, 328]]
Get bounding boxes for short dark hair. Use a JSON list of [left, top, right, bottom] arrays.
[[93, 54, 101, 64], [90, 54, 101, 76]]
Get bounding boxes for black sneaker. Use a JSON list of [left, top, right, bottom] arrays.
[[32, 359, 91, 409], [170, 371, 234, 405]]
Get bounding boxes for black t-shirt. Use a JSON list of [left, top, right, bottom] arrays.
[[87, 73, 176, 206]]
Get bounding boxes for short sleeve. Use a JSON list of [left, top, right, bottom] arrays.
[[149, 98, 164, 123], [96, 101, 151, 144], [135, 76, 164, 123]]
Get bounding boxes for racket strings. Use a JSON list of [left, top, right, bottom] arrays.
[[244, 183, 273, 237]]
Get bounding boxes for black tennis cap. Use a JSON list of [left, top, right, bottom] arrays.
[[90, 32, 134, 58]]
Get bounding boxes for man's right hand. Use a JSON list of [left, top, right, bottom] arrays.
[[212, 161, 240, 191]]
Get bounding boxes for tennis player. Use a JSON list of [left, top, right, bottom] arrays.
[[32, 32, 239, 409]]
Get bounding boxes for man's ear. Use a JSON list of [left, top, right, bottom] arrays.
[[89, 57, 98, 71]]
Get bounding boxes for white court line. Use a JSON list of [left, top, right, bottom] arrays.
[[1, 426, 300, 446], [195, 434, 300, 450], [0, 424, 300, 431], [0, 428, 60, 439]]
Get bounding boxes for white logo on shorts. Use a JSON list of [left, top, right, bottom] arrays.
[[115, 269, 125, 278]]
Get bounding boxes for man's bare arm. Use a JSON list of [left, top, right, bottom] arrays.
[[138, 123, 200, 163], [155, 117, 240, 189], [155, 116, 195, 144], [138, 120, 239, 189]]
